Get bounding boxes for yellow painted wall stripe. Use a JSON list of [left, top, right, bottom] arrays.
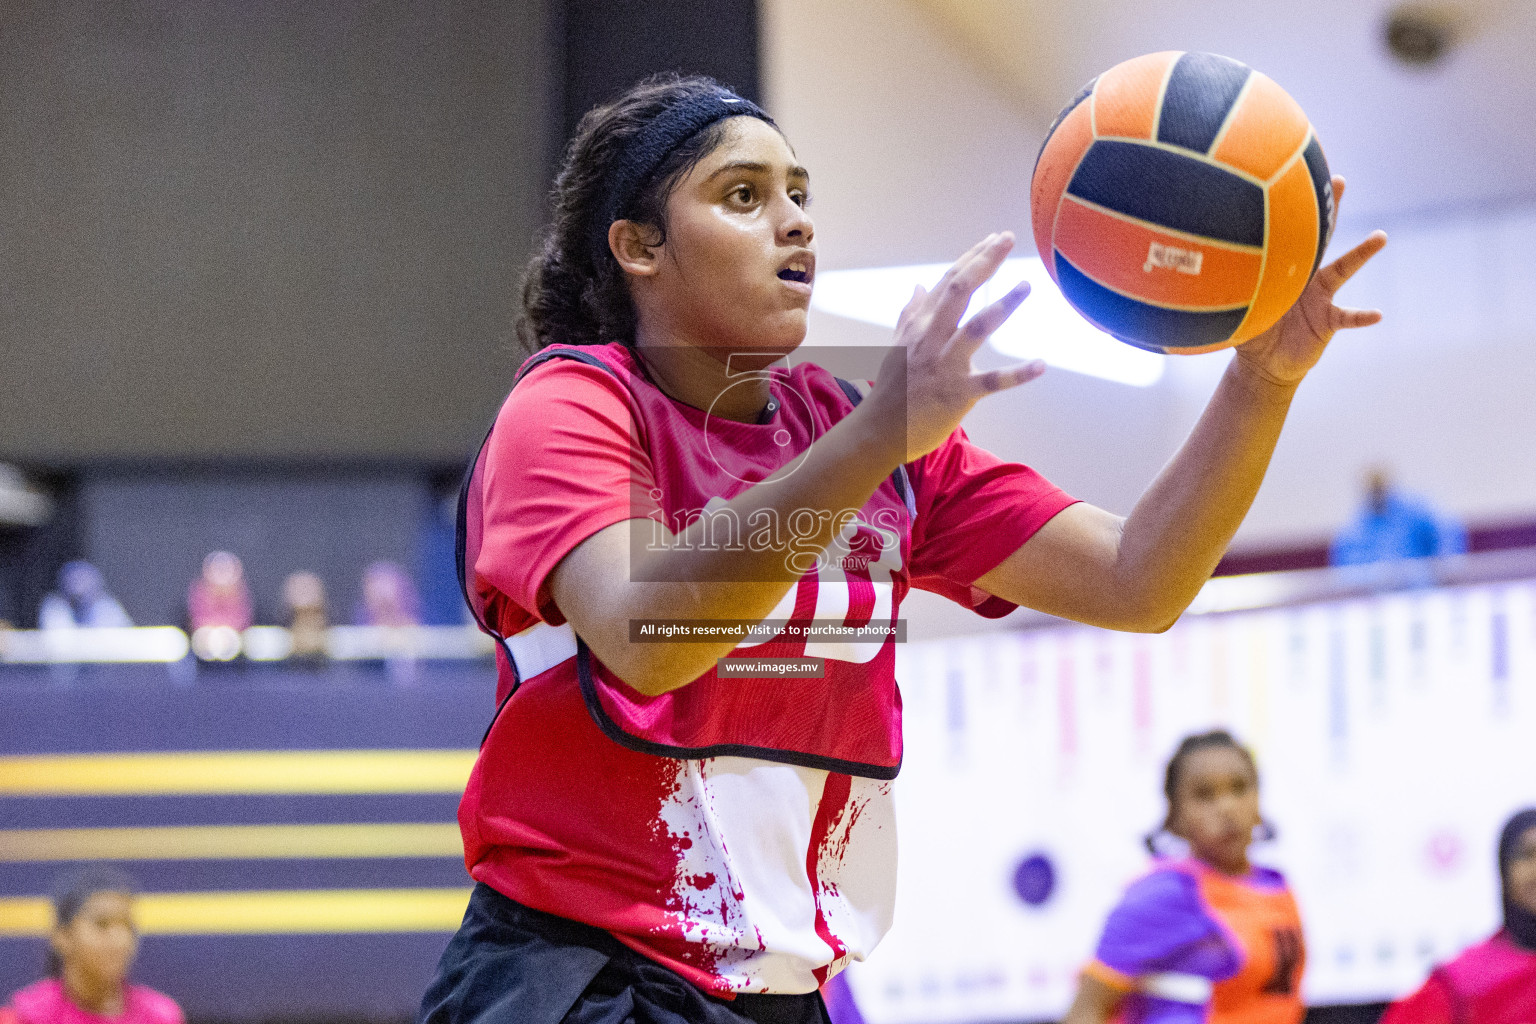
[[0, 823, 463, 862], [0, 750, 476, 796], [0, 888, 473, 936]]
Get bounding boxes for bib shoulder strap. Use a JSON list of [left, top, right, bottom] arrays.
[[455, 346, 624, 641], [833, 376, 916, 521], [512, 345, 617, 386]]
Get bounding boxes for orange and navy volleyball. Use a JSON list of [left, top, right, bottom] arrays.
[[1031, 51, 1336, 354]]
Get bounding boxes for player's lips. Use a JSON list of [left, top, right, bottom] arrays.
[[775, 251, 815, 291]]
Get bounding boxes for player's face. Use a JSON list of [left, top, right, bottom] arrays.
[[647, 117, 814, 360], [51, 891, 138, 985], [1170, 747, 1262, 873], [1508, 825, 1536, 916]]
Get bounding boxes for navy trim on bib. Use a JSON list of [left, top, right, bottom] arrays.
[[456, 346, 615, 642], [572, 641, 903, 781]]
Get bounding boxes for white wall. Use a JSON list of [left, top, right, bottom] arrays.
[[762, 0, 1536, 612], [859, 577, 1536, 1020], [759, 13, 1536, 1021]]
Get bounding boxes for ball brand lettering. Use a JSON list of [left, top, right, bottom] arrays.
[[1143, 242, 1204, 276]]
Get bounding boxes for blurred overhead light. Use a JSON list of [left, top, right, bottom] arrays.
[[0, 627, 191, 664], [812, 258, 1165, 387], [191, 625, 243, 662]]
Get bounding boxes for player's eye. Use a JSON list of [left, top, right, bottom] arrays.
[[730, 184, 755, 204], [789, 188, 810, 208]]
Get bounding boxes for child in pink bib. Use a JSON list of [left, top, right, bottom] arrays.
[[4, 868, 182, 1024]]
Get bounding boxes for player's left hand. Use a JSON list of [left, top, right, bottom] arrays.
[[1234, 176, 1387, 387]]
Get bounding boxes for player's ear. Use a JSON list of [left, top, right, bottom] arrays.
[[609, 220, 662, 277], [48, 925, 71, 961], [1163, 810, 1187, 843]]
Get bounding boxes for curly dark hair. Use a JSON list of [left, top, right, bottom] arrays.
[[45, 864, 138, 977], [1144, 729, 1264, 855], [516, 74, 780, 359]]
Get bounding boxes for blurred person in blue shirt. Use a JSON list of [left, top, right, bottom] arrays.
[[1330, 467, 1467, 566], [38, 562, 133, 629]]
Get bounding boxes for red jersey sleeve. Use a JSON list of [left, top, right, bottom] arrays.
[[907, 427, 1077, 617], [475, 358, 659, 630], [1379, 972, 1457, 1024]]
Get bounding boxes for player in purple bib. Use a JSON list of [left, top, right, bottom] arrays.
[[1065, 731, 1305, 1024]]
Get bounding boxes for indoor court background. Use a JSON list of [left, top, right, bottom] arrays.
[[4, 2, 1535, 1022]]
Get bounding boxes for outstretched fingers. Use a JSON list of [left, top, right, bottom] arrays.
[[952, 280, 1031, 355], [896, 284, 928, 335], [1331, 305, 1384, 331], [913, 235, 994, 329], [1315, 230, 1388, 297], [971, 358, 1047, 397], [926, 233, 1016, 339]]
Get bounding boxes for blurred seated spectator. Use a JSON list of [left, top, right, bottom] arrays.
[[281, 571, 328, 660], [187, 552, 252, 662], [356, 561, 420, 628], [38, 562, 133, 630], [187, 551, 252, 632], [1329, 467, 1468, 566], [1381, 808, 1536, 1023], [2, 865, 183, 1024]]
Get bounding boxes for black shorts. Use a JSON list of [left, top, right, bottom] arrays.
[[419, 883, 831, 1024]]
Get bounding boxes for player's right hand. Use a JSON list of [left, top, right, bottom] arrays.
[[866, 231, 1046, 463]]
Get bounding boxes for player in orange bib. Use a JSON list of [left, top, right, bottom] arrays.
[[1063, 731, 1305, 1024]]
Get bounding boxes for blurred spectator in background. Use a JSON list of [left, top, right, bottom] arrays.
[[281, 570, 328, 661], [187, 551, 252, 632], [356, 561, 422, 685], [356, 560, 420, 628], [1382, 808, 1536, 1022], [187, 551, 252, 663], [38, 562, 132, 630], [1, 866, 182, 1024], [1329, 467, 1468, 566]]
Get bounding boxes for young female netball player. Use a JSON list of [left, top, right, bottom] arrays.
[[421, 74, 1385, 1024], [1381, 807, 1536, 1022], [1063, 731, 1305, 1024], [3, 868, 183, 1024]]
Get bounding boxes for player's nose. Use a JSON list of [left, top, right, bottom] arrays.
[[777, 195, 814, 244]]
